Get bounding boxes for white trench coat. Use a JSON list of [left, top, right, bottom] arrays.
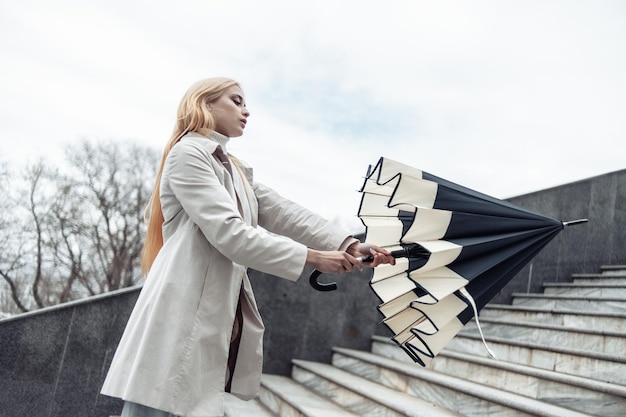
[[100, 132, 354, 416]]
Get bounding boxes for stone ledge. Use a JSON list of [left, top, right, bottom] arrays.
[[224, 394, 276, 417], [573, 272, 626, 279], [543, 282, 626, 288], [455, 332, 626, 364], [483, 303, 626, 318], [292, 359, 463, 417], [600, 265, 626, 271], [473, 316, 626, 337], [261, 374, 359, 417], [511, 292, 626, 301], [0, 284, 142, 324], [437, 348, 626, 398]]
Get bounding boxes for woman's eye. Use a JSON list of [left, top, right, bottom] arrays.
[[232, 97, 242, 106]]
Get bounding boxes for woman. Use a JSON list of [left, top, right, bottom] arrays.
[[101, 77, 394, 417]]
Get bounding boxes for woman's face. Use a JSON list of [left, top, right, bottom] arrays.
[[210, 85, 250, 137]]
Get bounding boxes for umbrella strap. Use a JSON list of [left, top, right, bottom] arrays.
[[458, 288, 499, 361]]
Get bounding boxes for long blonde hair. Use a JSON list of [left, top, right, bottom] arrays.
[[141, 77, 240, 276]]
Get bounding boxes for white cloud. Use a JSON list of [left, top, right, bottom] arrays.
[[1, 0, 625, 232]]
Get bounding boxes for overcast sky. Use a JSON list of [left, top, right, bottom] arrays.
[[1, 0, 625, 232]]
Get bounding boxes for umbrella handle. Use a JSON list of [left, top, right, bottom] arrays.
[[309, 244, 430, 292], [309, 256, 370, 292], [309, 269, 338, 291]]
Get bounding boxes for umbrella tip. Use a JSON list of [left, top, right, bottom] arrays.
[[563, 219, 588, 227]]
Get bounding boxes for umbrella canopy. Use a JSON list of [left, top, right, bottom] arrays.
[[311, 157, 586, 366]]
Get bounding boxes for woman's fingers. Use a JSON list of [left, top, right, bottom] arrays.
[[312, 251, 363, 274], [361, 247, 396, 267], [308, 246, 396, 275], [340, 252, 362, 273]]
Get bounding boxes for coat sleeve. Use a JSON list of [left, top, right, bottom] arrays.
[[164, 141, 307, 281], [253, 182, 357, 251]]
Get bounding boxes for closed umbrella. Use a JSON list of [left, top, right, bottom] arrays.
[[311, 157, 587, 366]]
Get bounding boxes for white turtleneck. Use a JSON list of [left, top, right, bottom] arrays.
[[206, 130, 231, 154]]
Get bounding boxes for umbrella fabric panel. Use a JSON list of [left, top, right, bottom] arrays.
[[374, 266, 469, 316], [439, 211, 563, 240], [384, 294, 468, 339], [404, 316, 466, 366], [362, 157, 425, 190], [389, 299, 467, 367], [448, 227, 563, 280], [421, 171, 550, 220], [457, 226, 563, 323], [363, 156, 561, 225]]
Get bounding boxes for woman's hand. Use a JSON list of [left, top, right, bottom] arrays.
[[346, 242, 396, 267], [305, 249, 363, 275], [305, 242, 395, 275]]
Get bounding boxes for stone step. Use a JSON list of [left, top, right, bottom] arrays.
[[480, 304, 626, 332], [224, 394, 276, 417], [431, 332, 626, 385], [259, 374, 360, 417], [331, 347, 597, 417], [600, 265, 626, 275], [372, 333, 626, 386], [291, 358, 464, 417], [572, 273, 626, 285], [542, 282, 626, 297], [511, 293, 626, 313], [464, 317, 626, 354], [428, 349, 626, 417]]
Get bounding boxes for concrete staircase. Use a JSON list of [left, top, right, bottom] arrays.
[[224, 266, 626, 417]]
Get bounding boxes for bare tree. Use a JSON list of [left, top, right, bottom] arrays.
[[45, 174, 93, 301], [64, 140, 158, 292], [0, 160, 32, 314], [0, 160, 57, 312], [0, 139, 158, 314]]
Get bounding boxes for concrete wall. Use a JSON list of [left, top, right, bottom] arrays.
[[0, 287, 138, 417], [2, 168, 625, 416], [492, 168, 626, 303]]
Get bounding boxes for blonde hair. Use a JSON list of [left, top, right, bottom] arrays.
[[141, 77, 240, 276]]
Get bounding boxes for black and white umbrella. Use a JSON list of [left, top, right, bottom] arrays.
[[311, 157, 586, 366]]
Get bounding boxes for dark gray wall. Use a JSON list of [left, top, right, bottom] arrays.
[[492, 168, 626, 303], [0, 287, 138, 417], [2, 168, 625, 416]]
